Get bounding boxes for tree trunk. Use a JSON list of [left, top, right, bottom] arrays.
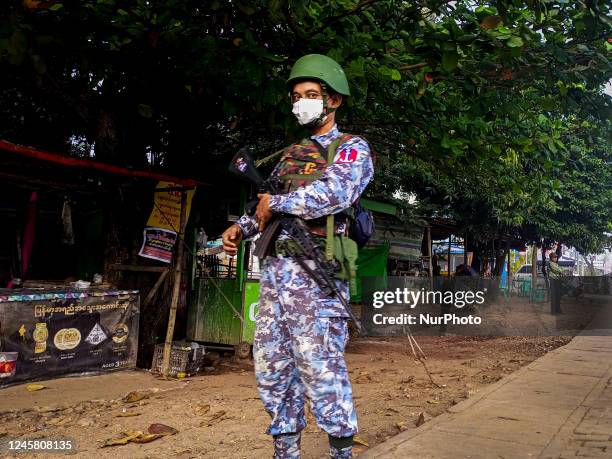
[[492, 240, 507, 277], [469, 243, 481, 274], [94, 110, 119, 162]]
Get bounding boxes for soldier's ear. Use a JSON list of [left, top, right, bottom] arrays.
[[328, 93, 343, 109]]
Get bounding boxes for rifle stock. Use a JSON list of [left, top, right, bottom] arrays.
[[253, 219, 281, 259]]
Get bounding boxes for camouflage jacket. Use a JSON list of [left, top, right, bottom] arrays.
[[236, 124, 374, 239]]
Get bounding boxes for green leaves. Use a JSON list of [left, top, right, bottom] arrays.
[[137, 104, 153, 118], [441, 51, 459, 72], [377, 65, 401, 81], [31, 54, 46, 74], [506, 36, 524, 48], [0, 0, 609, 253]]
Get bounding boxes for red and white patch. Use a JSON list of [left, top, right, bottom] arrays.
[[336, 148, 359, 164]]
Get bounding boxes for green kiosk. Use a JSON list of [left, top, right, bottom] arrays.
[[186, 238, 260, 359], [186, 199, 396, 358]]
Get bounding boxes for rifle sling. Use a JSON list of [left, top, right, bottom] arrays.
[[312, 137, 344, 262]]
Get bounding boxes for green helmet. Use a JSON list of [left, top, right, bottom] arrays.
[[287, 54, 350, 96]]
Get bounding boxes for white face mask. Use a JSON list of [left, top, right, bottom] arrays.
[[292, 98, 325, 126]]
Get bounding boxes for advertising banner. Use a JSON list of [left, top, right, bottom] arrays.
[[146, 181, 195, 231], [0, 289, 139, 388], [138, 227, 177, 263]]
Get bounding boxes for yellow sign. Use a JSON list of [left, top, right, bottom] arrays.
[[146, 181, 195, 231]]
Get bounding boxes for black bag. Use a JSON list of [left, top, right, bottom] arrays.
[[349, 202, 374, 248]]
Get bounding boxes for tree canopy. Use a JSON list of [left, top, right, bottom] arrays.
[[1, 0, 610, 253]]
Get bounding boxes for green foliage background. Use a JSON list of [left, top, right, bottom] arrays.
[[0, 0, 610, 253]]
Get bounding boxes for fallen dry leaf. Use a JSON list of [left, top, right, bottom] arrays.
[[355, 374, 372, 384], [353, 435, 369, 447], [194, 404, 210, 416], [396, 421, 408, 432], [26, 384, 47, 392], [148, 423, 178, 436], [201, 410, 226, 426], [130, 433, 164, 444], [116, 411, 141, 418], [100, 429, 170, 447], [101, 431, 143, 447], [207, 411, 226, 422], [124, 391, 148, 403]]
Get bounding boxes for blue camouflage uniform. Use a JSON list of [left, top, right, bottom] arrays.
[[237, 124, 373, 455]]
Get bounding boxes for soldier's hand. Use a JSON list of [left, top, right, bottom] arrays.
[[256, 193, 273, 231], [222, 224, 243, 256]]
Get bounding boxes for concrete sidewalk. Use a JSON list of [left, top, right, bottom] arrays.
[[362, 333, 612, 458]]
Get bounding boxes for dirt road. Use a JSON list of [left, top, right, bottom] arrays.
[[0, 336, 570, 458]]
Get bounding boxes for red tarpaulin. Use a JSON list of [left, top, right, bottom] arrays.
[[0, 139, 199, 187]]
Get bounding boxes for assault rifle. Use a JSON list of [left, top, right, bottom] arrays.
[[229, 148, 364, 335]]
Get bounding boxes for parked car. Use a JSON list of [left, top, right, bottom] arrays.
[[515, 260, 576, 280], [514, 264, 544, 281]]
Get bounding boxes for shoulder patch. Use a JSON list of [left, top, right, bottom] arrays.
[[336, 147, 359, 164]]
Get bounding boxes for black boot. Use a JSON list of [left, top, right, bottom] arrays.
[[329, 435, 353, 458]]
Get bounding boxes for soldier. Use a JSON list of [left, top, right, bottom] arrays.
[[548, 252, 564, 314], [222, 54, 374, 458]]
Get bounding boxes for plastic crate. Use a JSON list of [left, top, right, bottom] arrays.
[[151, 342, 206, 377]]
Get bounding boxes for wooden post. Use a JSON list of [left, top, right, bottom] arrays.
[[142, 269, 169, 308], [507, 247, 512, 294], [161, 190, 188, 377], [426, 226, 433, 278], [447, 235, 452, 277], [531, 244, 537, 300], [491, 239, 496, 276]]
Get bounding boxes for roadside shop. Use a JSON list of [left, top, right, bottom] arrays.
[[0, 139, 198, 384]]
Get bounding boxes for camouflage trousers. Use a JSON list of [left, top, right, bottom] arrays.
[[254, 255, 358, 438]]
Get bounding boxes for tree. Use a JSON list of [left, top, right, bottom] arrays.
[[1, 0, 610, 250]]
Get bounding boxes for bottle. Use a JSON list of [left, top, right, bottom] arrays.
[[33, 323, 48, 354]]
